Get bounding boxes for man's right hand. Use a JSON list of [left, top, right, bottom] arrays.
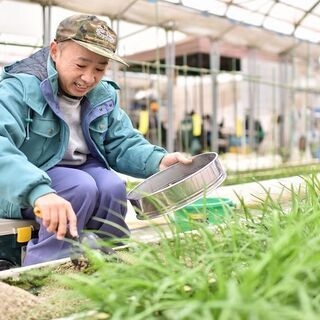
[[34, 193, 78, 240]]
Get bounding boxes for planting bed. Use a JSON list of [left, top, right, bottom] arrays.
[[1, 262, 95, 320], [1, 175, 320, 319]]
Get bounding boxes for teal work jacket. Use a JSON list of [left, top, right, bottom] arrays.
[[0, 47, 166, 219]]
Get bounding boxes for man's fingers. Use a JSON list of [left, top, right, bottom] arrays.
[[42, 210, 51, 229], [66, 208, 78, 238], [160, 152, 193, 170], [176, 153, 192, 164], [47, 210, 59, 233], [34, 194, 78, 239], [171, 152, 192, 166], [56, 210, 68, 240]]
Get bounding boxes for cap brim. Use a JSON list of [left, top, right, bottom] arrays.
[[72, 39, 129, 67]]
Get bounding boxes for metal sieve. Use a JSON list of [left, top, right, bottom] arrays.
[[127, 152, 226, 219]]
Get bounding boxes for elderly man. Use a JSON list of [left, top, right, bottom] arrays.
[[0, 14, 191, 265]]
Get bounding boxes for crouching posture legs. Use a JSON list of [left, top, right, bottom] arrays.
[[22, 157, 129, 266]]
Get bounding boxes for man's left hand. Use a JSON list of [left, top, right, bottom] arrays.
[[159, 152, 192, 170]]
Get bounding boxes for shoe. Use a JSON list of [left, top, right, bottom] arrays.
[[79, 232, 116, 255]]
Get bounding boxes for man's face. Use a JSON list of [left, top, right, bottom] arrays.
[[50, 41, 109, 97]]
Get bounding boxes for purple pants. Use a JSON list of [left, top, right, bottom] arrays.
[[22, 156, 129, 266]]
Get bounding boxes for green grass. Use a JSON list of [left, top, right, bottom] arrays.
[[64, 176, 320, 320], [224, 162, 320, 186]]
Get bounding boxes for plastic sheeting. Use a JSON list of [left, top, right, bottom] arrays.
[[5, 0, 320, 59]]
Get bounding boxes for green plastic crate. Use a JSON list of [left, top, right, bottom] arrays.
[[174, 197, 235, 232]]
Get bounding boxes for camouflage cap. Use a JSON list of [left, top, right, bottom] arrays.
[[55, 14, 128, 67]]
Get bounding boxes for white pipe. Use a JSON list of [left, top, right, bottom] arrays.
[[0, 257, 70, 279]]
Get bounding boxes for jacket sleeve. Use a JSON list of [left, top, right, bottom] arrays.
[[104, 87, 167, 179], [0, 77, 55, 208]]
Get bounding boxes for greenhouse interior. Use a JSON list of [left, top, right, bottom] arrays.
[[0, 0, 320, 319]]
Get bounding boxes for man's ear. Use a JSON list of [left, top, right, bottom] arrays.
[[50, 41, 58, 62]]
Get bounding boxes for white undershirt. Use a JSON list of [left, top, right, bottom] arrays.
[[58, 94, 90, 165]]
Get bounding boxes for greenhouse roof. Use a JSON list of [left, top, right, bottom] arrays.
[[3, 0, 320, 59], [172, 0, 320, 44]]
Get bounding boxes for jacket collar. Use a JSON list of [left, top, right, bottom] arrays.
[[2, 50, 115, 115]]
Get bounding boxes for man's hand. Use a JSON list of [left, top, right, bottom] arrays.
[[34, 193, 78, 240], [159, 152, 192, 170]]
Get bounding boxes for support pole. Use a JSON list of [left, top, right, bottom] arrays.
[[289, 48, 296, 161], [154, 0, 163, 146], [248, 48, 257, 152], [209, 40, 220, 153], [42, 5, 51, 46], [304, 41, 311, 159], [271, 68, 277, 164], [111, 19, 120, 83], [165, 28, 175, 153], [279, 56, 288, 157]]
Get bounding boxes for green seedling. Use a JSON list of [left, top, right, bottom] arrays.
[[61, 175, 320, 319]]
